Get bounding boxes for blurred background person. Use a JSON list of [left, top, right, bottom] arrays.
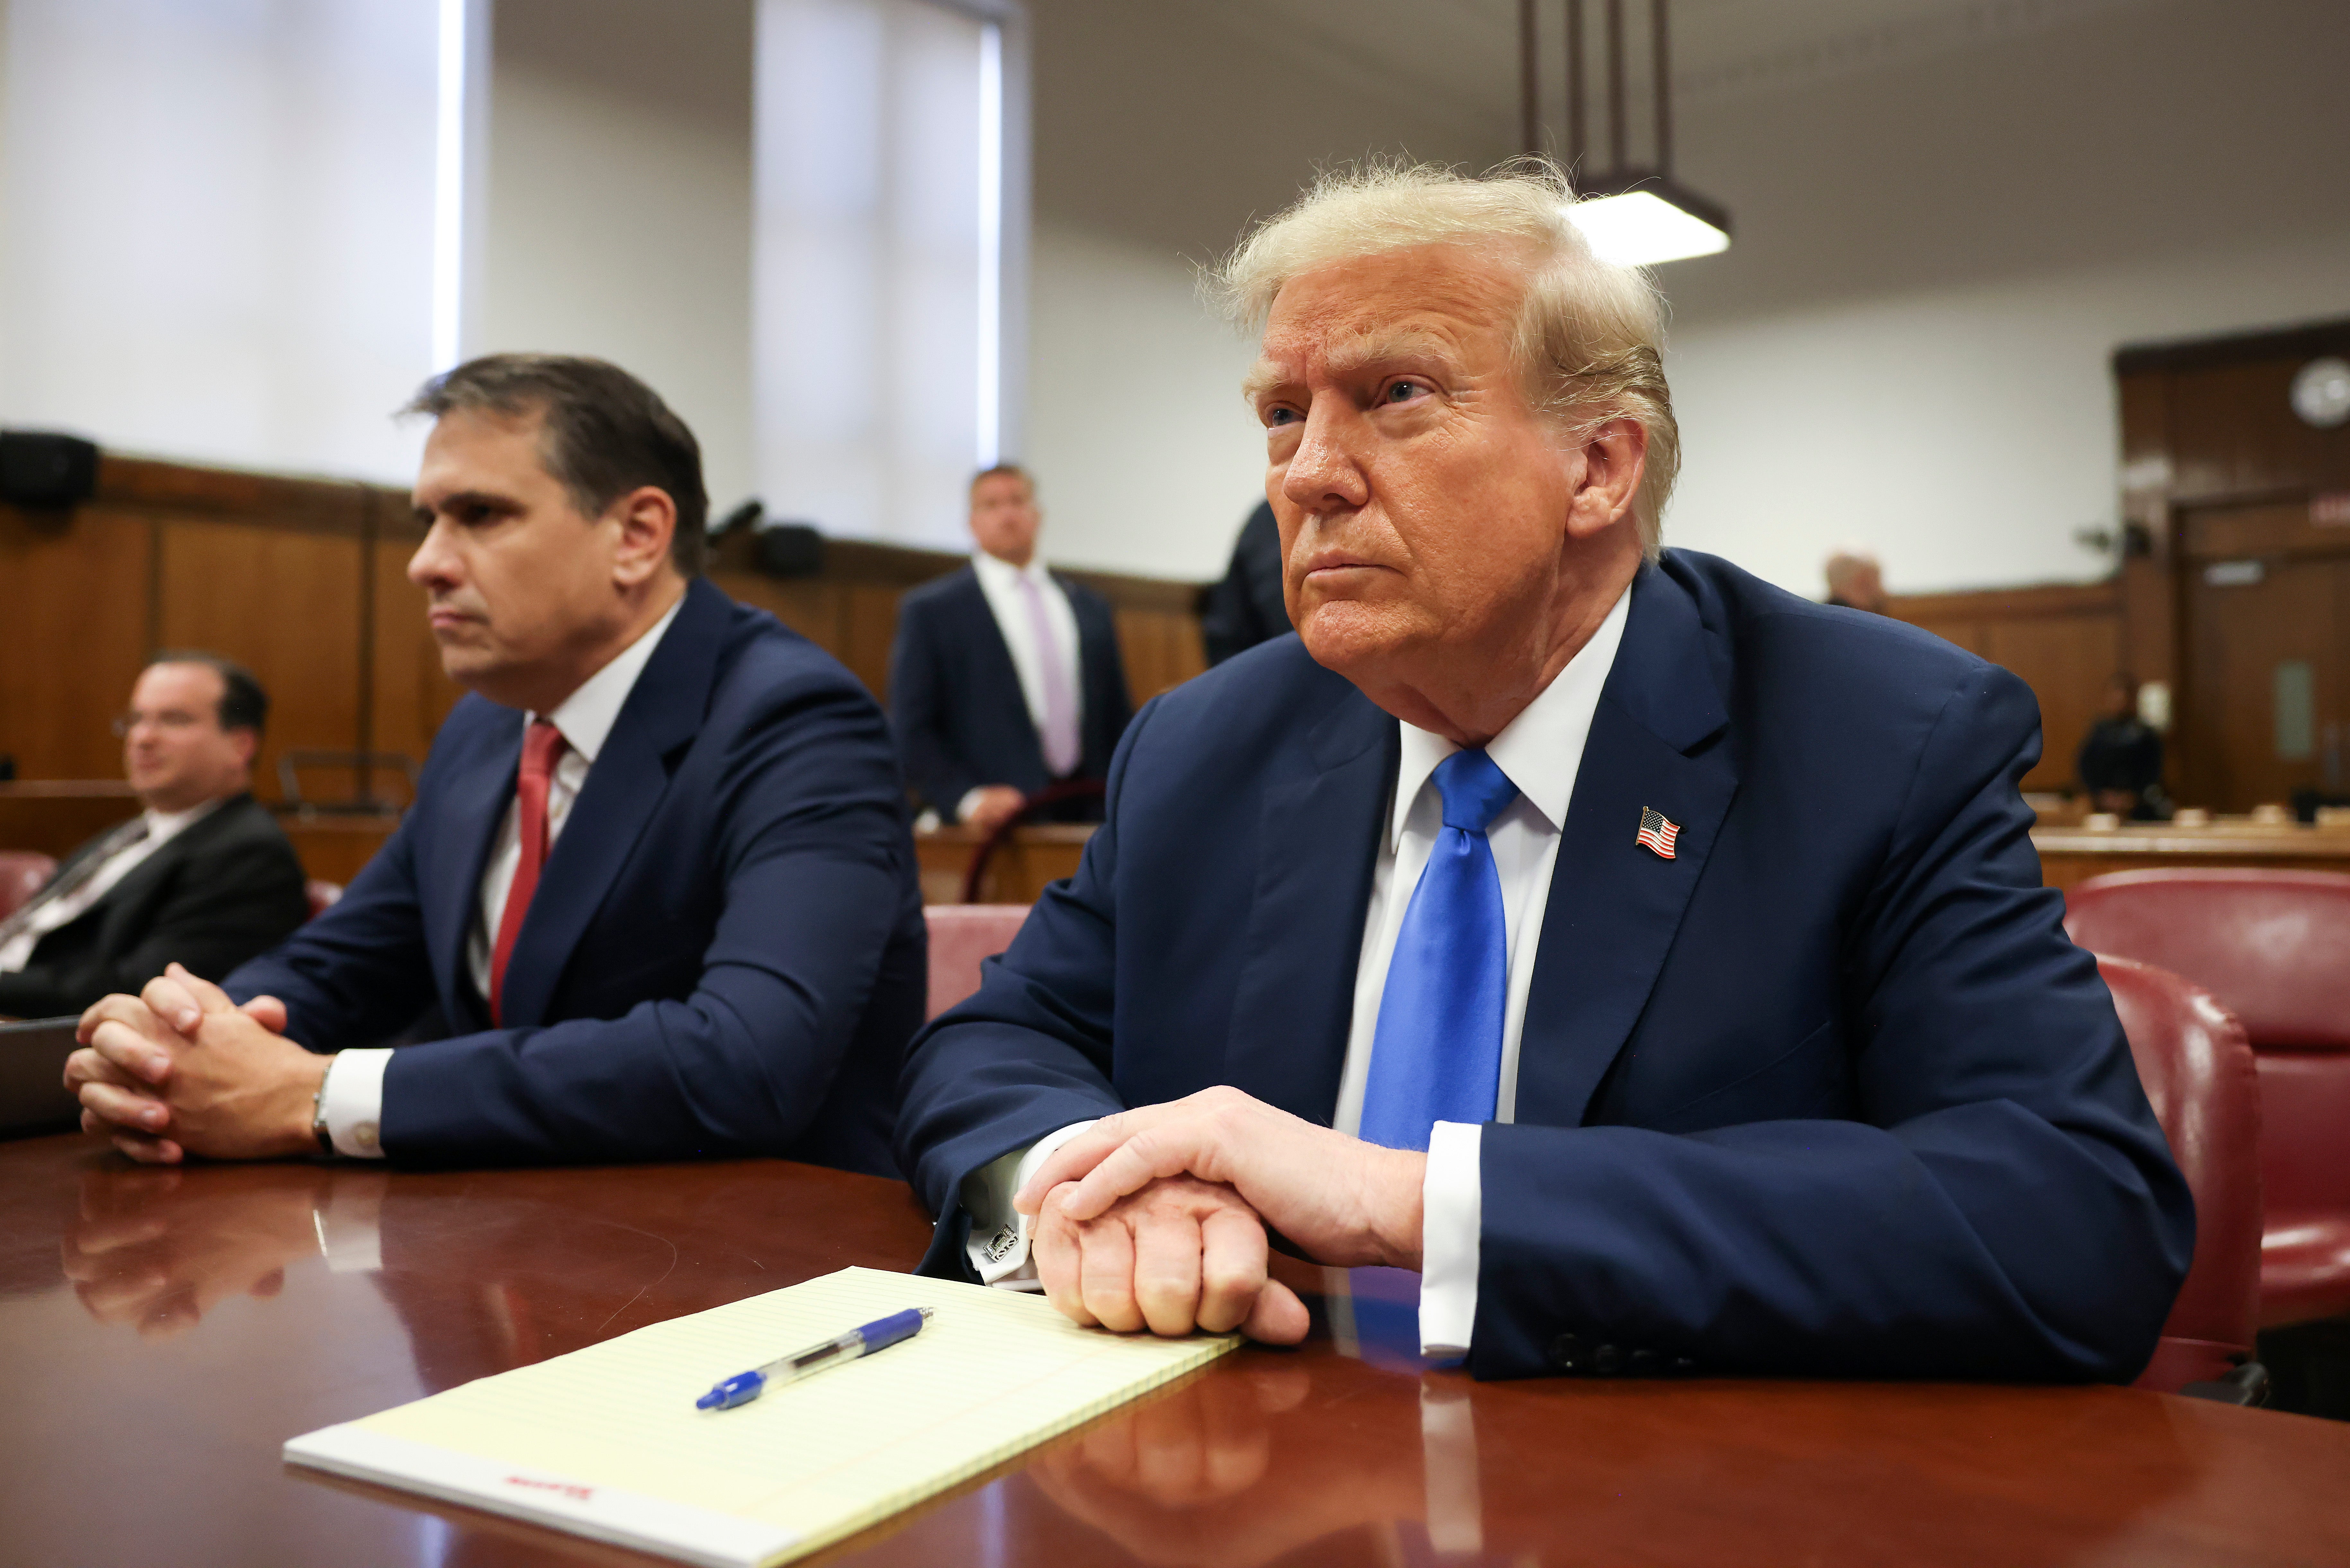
[[0, 653, 305, 1020], [1200, 499, 1290, 665], [2079, 672, 2168, 820], [889, 464, 1133, 831], [1823, 548, 1888, 615]]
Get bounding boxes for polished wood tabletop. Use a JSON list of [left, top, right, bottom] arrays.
[[4, 1132, 2348, 1568]]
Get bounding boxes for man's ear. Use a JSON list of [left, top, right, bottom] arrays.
[[229, 728, 259, 770], [608, 486, 679, 588], [1565, 417, 1648, 542]]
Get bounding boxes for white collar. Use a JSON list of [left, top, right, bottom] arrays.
[[971, 549, 1054, 589], [530, 594, 685, 765], [1389, 585, 1633, 850], [140, 795, 229, 845]]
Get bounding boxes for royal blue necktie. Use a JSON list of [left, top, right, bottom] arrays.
[[1359, 748, 1518, 1152]]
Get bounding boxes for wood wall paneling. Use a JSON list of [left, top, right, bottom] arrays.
[[369, 530, 461, 790], [156, 516, 365, 805], [1887, 582, 2123, 794], [0, 508, 152, 779], [2117, 318, 2350, 811]]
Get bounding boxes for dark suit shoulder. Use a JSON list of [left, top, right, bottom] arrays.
[[703, 594, 891, 740], [1663, 548, 2024, 749], [894, 566, 982, 618]]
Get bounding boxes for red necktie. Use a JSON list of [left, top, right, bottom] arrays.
[[489, 719, 567, 1024]]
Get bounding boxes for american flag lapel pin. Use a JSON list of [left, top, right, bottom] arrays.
[[1635, 806, 1681, 860]]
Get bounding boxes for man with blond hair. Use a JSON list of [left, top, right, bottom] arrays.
[[897, 164, 2190, 1381]]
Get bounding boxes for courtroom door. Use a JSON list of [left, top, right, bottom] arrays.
[[2179, 499, 2350, 811]]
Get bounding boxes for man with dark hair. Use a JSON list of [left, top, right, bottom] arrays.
[[0, 655, 306, 1019], [67, 353, 926, 1173], [889, 464, 1133, 831]]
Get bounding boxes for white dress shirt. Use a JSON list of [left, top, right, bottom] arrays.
[[959, 549, 1084, 823], [317, 597, 683, 1158], [964, 588, 1631, 1355], [0, 798, 225, 972]]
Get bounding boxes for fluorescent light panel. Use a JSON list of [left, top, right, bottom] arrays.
[[1567, 190, 1729, 268]]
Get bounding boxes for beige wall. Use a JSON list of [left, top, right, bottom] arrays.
[[477, 0, 758, 513]]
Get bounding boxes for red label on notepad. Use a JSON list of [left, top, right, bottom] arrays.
[[504, 1476, 595, 1502]]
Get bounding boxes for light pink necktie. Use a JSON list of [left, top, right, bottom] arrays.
[[1014, 571, 1080, 777]]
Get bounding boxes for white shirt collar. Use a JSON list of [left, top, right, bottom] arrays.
[[530, 594, 685, 765], [1389, 585, 1633, 851], [140, 794, 228, 845], [971, 548, 1053, 590]]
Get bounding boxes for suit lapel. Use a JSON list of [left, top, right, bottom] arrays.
[[1222, 686, 1394, 1123], [495, 580, 728, 1028], [1514, 561, 1740, 1127], [959, 571, 1044, 768], [427, 716, 523, 1030]]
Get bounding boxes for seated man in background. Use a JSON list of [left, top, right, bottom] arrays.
[[1822, 547, 1889, 614], [0, 654, 306, 1020], [2078, 672, 2168, 820], [889, 465, 1132, 831], [897, 163, 2192, 1381], [68, 354, 925, 1173]]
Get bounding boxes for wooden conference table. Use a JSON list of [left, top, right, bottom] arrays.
[[4, 1134, 2348, 1567]]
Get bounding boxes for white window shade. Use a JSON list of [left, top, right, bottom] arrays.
[[754, 0, 1011, 548], [0, 0, 440, 482]]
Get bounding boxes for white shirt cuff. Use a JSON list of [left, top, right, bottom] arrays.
[[1418, 1119, 1482, 1356], [955, 787, 989, 825], [320, 1047, 394, 1160], [961, 1120, 1099, 1289]]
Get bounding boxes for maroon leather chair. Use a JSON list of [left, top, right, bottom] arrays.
[[2067, 870, 2350, 1328], [2098, 957, 2264, 1397], [923, 904, 1032, 1021], [0, 853, 56, 919]]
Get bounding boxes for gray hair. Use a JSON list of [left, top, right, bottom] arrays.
[[1210, 159, 1679, 558]]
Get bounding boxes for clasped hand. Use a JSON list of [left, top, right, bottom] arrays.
[[1011, 1087, 1426, 1346], [66, 963, 327, 1163]]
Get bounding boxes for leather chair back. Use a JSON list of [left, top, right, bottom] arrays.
[[0, 853, 56, 919], [2100, 956, 2263, 1393], [923, 904, 1032, 1021], [2068, 870, 2350, 1327]]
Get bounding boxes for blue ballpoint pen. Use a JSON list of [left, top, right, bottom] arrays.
[[696, 1307, 934, 1410]]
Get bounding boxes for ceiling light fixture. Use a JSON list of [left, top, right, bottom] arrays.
[[1521, 0, 1732, 267]]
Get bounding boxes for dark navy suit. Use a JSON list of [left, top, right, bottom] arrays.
[[887, 565, 1133, 819], [225, 577, 925, 1175], [897, 550, 2193, 1381]]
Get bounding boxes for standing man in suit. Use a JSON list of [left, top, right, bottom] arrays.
[[67, 354, 925, 1174], [896, 164, 2192, 1381], [1199, 500, 1290, 665], [0, 654, 306, 1019], [889, 465, 1133, 831]]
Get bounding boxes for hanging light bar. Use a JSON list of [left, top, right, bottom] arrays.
[[1523, 0, 1732, 267]]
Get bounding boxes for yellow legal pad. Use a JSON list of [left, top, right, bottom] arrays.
[[284, 1266, 1238, 1567]]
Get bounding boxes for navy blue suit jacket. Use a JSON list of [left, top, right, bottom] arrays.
[[225, 578, 925, 1175], [887, 565, 1133, 817], [896, 551, 2193, 1381]]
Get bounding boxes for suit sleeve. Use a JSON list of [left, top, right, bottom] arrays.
[[358, 675, 917, 1165], [0, 828, 309, 1019], [889, 598, 985, 816], [224, 817, 442, 1049], [896, 700, 1154, 1262], [1469, 668, 2195, 1382]]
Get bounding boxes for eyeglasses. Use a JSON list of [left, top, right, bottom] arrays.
[[111, 711, 209, 737]]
